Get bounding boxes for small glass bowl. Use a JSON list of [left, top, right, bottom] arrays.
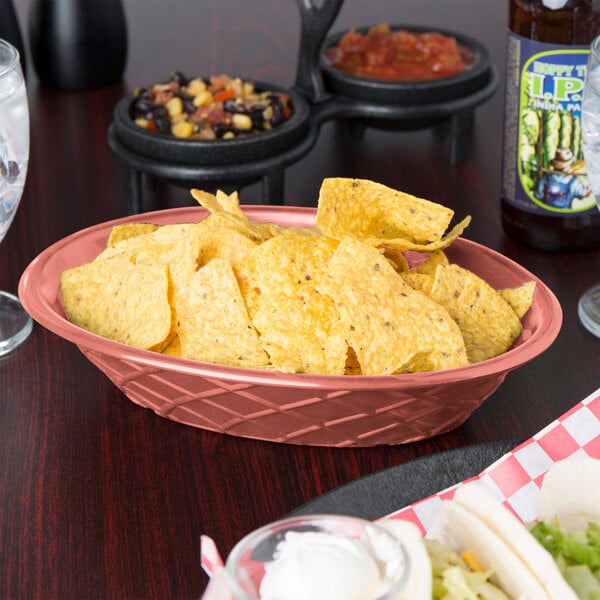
[[224, 514, 410, 600]]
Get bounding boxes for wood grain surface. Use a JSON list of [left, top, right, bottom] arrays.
[[2, 1, 599, 598]]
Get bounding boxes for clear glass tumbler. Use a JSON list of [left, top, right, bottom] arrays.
[[0, 37, 31, 356], [579, 35, 600, 338], [223, 514, 409, 600]]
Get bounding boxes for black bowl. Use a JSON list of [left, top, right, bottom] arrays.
[[320, 24, 493, 105], [112, 79, 312, 166]]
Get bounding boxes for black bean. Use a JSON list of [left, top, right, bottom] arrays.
[[155, 116, 171, 132], [135, 88, 151, 101], [213, 123, 234, 138], [182, 97, 196, 114], [248, 108, 265, 128], [131, 99, 154, 118], [268, 93, 282, 109], [223, 98, 244, 113], [152, 105, 168, 119], [169, 71, 188, 86], [270, 103, 284, 126]]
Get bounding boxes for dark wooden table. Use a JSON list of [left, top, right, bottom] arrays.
[[2, 1, 599, 598]]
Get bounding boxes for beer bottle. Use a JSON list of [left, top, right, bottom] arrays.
[[500, 0, 600, 251]]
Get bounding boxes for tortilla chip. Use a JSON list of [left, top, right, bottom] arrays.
[[110, 229, 201, 330], [60, 180, 520, 376], [497, 281, 536, 319], [98, 222, 201, 261], [215, 189, 244, 217], [191, 188, 281, 243], [190, 188, 226, 215], [162, 336, 181, 357], [151, 222, 201, 242], [175, 258, 269, 368], [363, 216, 471, 253], [191, 220, 259, 277], [344, 346, 362, 375], [381, 246, 409, 273], [96, 232, 160, 261], [107, 223, 159, 247], [416, 250, 449, 276], [316, 177, 456, 244], [244, 235, 338, 299], [60, 253, 172, 350], [243, 235, 348, 374], [251, 291, 349, 374], [401, 251, 448, 295], [430, 264, 523, 363], [318, 238, 468, 375], [401, 271, 435, 297]]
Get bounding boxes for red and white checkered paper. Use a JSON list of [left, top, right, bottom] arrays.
[[387, 387, 600, 534], [201, 387, 600, 586]]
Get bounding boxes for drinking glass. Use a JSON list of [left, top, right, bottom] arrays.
[[222, 515, 409, 600], [578, 35, 600, 338], [0, 38, 31, 356]]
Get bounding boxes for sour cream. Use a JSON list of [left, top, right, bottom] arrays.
[[259, 529, 403, 600]]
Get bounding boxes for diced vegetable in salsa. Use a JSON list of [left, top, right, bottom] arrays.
[[324, 23, 473, 82]]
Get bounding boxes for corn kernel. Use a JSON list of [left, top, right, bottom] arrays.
[[134, 117, 150, 129], [170, 114, 186, 127], [193, 90, 214, 106], [222, 131, 235, 139], [462, 550, 485, 573], [186, 78, 207, 96], [232, 113, 253, 130], [165, 96, 184, 117], [171, 120, 195, 138]]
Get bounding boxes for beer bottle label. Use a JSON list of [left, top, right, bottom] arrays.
[[501, 33, 595, 215]]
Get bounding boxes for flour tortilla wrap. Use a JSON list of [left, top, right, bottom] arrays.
[[378, 519, 432, 599], [452, 481, 578, 600], [537, 457, 600, 534], [427, 494, 552, 599]]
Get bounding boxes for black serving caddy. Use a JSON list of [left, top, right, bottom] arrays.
[[108, 0, 499, 214]]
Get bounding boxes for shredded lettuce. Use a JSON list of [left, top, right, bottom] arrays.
[[564, 565, 600, 600], [529, 521, 600, 600], [425, 539, 509, 600]]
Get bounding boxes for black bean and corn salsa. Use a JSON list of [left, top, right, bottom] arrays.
[[130, 72, 294, 140]]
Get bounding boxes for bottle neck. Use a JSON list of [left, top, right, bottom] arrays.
[[509, 0, 599, 45]]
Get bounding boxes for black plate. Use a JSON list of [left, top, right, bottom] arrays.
[[290, 439, 520, 521]]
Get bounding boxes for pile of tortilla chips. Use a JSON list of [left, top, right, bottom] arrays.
[[60, 178, 535, 376]]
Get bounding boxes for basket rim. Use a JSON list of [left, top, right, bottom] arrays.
[[19, 205, 562, 391]]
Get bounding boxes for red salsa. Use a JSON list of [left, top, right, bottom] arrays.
[[324, 24, 472, 82]]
